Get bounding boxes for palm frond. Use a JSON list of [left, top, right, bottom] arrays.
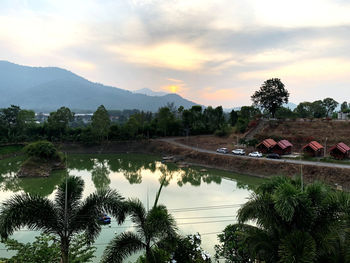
[[125, 199, 147, 234], [101, 232, 145, 263], [146, 205, 177, 240], [55, 176, 84, 216], [0, 193, 58, 239], [69, 188, 126, 243]]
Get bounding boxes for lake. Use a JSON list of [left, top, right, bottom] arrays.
[[0, 153, 264, 262]]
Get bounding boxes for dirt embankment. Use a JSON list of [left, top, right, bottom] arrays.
[[152, 141, 350, 189], [255, 119, 350, 150]]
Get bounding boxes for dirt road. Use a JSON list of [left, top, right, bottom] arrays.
[[160, 137, 350, 170]]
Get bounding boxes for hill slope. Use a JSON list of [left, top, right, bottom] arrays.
[[0, 61, 198, 111], [254, 119, 350, 150]]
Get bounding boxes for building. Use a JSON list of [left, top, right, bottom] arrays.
[[257, 138, 277, 154], [302, 141, 324, 157], [329, 142, 350, 160], [338, 112, 350, 120], [273, 140, 293, 155]]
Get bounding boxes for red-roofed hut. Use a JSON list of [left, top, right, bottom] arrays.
[[257, 139, 277, 154], [302, 141, 324, 157], [273, 140, 293, 155], [329, 142, 350, 160]]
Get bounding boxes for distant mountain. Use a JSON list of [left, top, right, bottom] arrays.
[[0, 61, 198, 112], [133, 88, 168, 97]]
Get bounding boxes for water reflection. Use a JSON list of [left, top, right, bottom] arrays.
[[91, 160, 111, 190], [0, 154, 260, 198]]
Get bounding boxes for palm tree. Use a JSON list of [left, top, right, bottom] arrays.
[[0, 176, 126, 263], [233, 176, 345, 263], [101, 179, 177, 263]]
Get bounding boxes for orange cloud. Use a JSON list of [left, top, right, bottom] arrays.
[[198, 87, 249, 103]]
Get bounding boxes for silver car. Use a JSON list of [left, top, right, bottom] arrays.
[[216, 147, 229, 154], [248, 151, 263, 158], [232, 149, 245, 155]]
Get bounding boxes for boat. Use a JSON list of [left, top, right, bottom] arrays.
[[98, 213, 111, 224]]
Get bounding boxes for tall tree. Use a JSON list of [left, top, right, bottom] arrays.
[[251, 78, 289, 118], [0, 176, 126, 263], [91, 105, 111, 141], [47, 107, 74, 140], [341, 101, 349, 112], [322, 98, 338, 116]]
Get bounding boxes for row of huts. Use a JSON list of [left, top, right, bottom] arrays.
[[256, 139, 350, 159]]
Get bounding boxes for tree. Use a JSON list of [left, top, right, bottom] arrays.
[[0, 105, 21, 140], [251, 78, 289, 118], [47, 107, 74, 140], [215, 224, 252, 263], [101, 199, 177, 263], [1, 233, 96, 263], [322, 98, 338, 117], [311, 100, 327, 118], [229, 109, 238, 126], [0, 176, 126, 263], [230, 176, 347, 262], [91, 105, 111, 141], [341, 101, 349, 113], [101, 179, 177, 263]]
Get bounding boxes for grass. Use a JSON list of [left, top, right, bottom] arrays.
[[284, 155, 350, 165], [0, 145, 24, 155]]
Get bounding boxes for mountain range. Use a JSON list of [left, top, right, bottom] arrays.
[[0, 61, 198, 112]]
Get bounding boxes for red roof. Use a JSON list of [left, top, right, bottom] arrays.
[[277, 140, 293, 149], [257, 138, 277, 149], [329, 142, 350, 154], [302, 141, 324, 151]]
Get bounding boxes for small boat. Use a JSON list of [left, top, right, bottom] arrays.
[[98, 213, 111, 224]]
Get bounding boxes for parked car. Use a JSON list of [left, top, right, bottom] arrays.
[[248, 151, 263, 158], [216, 147, 229, 154], [232, 149, 245, 155], [267, 153, 281, 159]]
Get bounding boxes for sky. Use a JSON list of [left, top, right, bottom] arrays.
[[1, 0, 350, 107]]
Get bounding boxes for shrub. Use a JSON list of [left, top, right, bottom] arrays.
[[23, 141, 57, 159]]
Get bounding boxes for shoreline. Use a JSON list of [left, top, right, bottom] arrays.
[[59, 140, 350, 190]]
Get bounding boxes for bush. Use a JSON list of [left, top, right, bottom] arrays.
[[23, 141, 57, 159], [214, 125, 231, 137]]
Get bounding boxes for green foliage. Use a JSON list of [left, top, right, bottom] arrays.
[[322, 97, 338, 116], [251, 78, 289, 118], [101, 196, 177, 263], [91, 105, 111, 141], [215, 224, 252, 263], [275, 106, 297, 119], [1, 233, 96, 263], [236, 118, 249, 133], [229, 109, 238, 126], [341, 101, 349, 113], [228, 176, 350, 263], [0, 176, 126, 263], [214, 125, 231, 137], [23, 140, 58, 159], [47, 107, 74, 140], [294, 100, 328, 118]]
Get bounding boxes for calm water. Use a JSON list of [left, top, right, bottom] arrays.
[[0, 154, 264, 262]]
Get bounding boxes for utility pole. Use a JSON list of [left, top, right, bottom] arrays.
[[64, 152, 69, 263], [300, 151, 303, 191]]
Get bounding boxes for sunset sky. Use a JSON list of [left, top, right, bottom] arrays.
[[1, 0, 350, 107]]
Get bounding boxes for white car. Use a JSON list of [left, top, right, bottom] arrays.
[[248, 151, 263, 158], [216, 147, 229, 154], [232, 149, 245, 155]]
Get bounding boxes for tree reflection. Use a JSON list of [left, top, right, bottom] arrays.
[[0, 171, 65, 196], [91, 160, 111, 190]]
